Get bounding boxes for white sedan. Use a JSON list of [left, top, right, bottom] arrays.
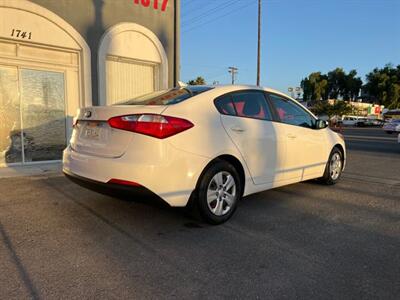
[[63, 85, 346, 224]]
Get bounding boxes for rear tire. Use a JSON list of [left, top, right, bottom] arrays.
[[319, 147, 343, 185], [193, 161, 242, 225]]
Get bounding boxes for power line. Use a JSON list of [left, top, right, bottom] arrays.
[[181, 0, 242, 26], [182, 1, 257, 34], [181, 0, 218, 20]]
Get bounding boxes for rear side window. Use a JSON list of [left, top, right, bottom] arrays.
[[231, 92, 272, 120], [214, 95, 236, 115], [214, 91, 272, 121]]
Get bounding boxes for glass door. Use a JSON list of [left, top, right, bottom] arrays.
[[0, 65, 22, 165], [20, 68, 66, 162], [0, 65, 67, 165]]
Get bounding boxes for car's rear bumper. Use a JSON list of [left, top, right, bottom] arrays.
[[63, 168, 155, 196], [62, 143, 210, 207]]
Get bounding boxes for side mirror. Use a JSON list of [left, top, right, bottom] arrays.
[[316, 119, 328, 129]]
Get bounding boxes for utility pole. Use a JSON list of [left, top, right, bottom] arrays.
[[228, 66, 238, 84], [256, 0, 261, 86]]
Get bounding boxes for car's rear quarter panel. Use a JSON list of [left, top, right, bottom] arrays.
[[163, 87, 256, 196]]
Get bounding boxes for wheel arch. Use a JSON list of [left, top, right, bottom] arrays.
[[195, 154, 246, 196], [333, 143, 346, 169]]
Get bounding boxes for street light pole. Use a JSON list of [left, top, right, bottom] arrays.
[[256, 0, 261, 86]]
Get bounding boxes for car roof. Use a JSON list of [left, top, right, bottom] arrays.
[[182, 84, 318, 119], [187, 84, 291, 99]]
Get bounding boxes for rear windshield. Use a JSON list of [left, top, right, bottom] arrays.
[[117, 86, 214, 106]]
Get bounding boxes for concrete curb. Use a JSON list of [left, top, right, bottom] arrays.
[[0, 162, 62, 179]]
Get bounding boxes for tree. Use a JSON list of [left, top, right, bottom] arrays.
[[343, 70, 362, 101], [302, 68, 362, 101], [363, 64, 400, 108], [187, 76, 206, 85], [312, 100, 353, 119], [326, 68, 362, 100], [301, 72, 328, 101], [327, 68, 346, 99], [301, 64, 400, 108]]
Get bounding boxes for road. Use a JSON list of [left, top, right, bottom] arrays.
[[0, 127, 399, 299], [344, 126, 400, 156]]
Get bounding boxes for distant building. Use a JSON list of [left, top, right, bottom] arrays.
[[0, 0, 180, 166], [383, 109, 400, 120], [324, 99, 383, 117]]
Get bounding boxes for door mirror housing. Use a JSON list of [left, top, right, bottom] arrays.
[[315, 119, 328, 129]]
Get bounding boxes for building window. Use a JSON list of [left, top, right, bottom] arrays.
[[98, 23, 168, 106], [106, 56, 157, 104]]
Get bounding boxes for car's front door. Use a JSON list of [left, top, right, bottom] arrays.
[[267, 93, 328, 181], [216, 90, 286, 185]]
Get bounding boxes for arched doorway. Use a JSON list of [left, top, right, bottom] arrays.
[[0, 0, 91, 166], [98, 22, 168, 106]]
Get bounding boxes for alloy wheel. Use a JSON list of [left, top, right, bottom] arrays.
[[330, 152, 342, 180], [206, 171, 237, 216]]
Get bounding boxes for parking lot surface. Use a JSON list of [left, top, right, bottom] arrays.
[[1, 127, 399, 299]]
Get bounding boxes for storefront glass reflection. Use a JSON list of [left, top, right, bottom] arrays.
[[21, 69, 66, 162], [0, 66, 66, 165], [0, 66, 22, 165]]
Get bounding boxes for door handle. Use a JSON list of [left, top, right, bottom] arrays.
[[287, 133, 297, 139], [231, 126, 245, 133]]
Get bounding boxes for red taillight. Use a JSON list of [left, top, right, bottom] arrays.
[[108, 114, 194, 139], [108, 178, 141, 187]]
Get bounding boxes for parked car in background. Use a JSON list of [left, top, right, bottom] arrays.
[[369, 119, 385, 126], [341, 116, 357, 126], [341, 116, 366, 126], [340, 115, 384, 127], [63, 85, 346, 224], [383, 119, 400, 134]]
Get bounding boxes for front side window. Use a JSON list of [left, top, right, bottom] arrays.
[[268, 94, 315, 128]]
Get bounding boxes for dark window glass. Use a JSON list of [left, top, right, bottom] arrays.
[[214, 95, 236, 115], [231, 91, 272, 120], [269, 94, 315, 128], [118, 86, 214, 105]]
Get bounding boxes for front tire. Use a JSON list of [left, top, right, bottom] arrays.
[[194, 161, 242, 224], [319, 147, 343, 185]]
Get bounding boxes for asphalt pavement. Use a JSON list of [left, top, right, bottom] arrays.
[[0, 127, 399, 299]]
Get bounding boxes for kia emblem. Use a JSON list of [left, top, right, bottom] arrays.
[[84, 110, 92, 118]]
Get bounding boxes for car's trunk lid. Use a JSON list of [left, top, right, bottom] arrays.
[[70, 105, 167, 158]]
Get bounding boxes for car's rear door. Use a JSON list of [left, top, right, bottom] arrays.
[[266, 93, 328, 181], [216, 90, 286, 185]]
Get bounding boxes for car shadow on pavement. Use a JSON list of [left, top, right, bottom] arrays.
[[45, 175, 203, 229]]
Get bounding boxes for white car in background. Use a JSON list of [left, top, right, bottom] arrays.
[[383, 119, 400, 134], [63, 85, 346, 224], [341, 116, 367, 126]]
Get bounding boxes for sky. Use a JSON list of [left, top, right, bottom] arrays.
[[180, 0, 400, 95]]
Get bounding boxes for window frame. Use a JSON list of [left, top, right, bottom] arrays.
[[265, 92, 318, 129], [214, 89, 274, 122]]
